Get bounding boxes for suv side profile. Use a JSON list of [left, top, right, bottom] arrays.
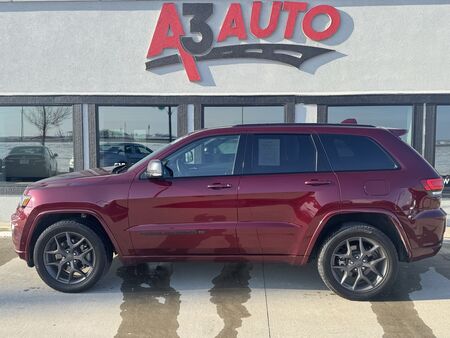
[[11, 124, 446, 300]]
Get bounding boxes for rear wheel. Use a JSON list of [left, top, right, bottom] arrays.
[[34, 220, 110, 293], [318, 224, 398, 301]]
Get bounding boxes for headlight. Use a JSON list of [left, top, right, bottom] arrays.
[[19, 195, 32, 208]]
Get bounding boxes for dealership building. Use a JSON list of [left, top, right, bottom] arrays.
[[1, 0, 450, 221]]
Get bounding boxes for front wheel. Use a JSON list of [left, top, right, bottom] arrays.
[[318, 224, 398, 301], [34, 220, 109, 293]]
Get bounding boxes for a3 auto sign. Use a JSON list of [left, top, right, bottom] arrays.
[[145, 1, 343, 82]]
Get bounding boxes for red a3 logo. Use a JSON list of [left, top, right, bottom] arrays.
[[146, 2, 342, 82]]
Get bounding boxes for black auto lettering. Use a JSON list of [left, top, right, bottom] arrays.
[[181, 3, 214, 55]]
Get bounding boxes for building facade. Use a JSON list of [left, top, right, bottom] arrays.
[[1, 0, 450, 201]]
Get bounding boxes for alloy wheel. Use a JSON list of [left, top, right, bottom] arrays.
[[43, 232, 96, 285], [330, 236, 388, 293]]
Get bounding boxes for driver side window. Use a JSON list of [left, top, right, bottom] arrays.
[[164, 135, 240, 178]]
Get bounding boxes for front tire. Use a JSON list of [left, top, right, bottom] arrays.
[[34, 220, 109, 293], [318, 224, 398, 301]]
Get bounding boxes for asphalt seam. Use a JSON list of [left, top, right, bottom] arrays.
[[262, 262, 272, 338]]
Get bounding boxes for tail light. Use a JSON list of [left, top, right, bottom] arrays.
[[421, 178, 444, 193]]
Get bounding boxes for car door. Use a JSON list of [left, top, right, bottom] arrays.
[[128, 134, 245, 256], [237, 133, 340, 256]]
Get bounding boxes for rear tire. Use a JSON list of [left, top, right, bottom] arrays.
[[318, 224, 398, 301], [34, 220, 110, 293]]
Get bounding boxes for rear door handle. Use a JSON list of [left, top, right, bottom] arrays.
[[304, 179, 332, 186], [207, 183, 233, 190]]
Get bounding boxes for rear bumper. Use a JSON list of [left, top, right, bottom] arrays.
[[408, 208, 447, 261], [5, 164, 47, 178]]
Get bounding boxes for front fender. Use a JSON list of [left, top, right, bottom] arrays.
[[24, 207, 125, 264]]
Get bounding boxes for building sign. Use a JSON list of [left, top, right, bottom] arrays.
[[443, 176, 450, 188], [146, 1, 342, 82]]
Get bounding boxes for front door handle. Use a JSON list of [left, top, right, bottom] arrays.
[[304, 179, 332, 186], [207, 183, 232, 190]]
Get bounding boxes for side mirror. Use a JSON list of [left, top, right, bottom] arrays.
[[53, 153, 58, 158], [146, 160, 163, 178]]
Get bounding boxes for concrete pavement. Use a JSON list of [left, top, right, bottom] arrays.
[[0, 198, 449, 337], [2, 234, 450, 337]]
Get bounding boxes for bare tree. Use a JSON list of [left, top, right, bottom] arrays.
[[25, 106, 71, 145]]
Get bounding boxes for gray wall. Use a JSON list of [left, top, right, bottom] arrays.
[[0, 1, 450, 95]]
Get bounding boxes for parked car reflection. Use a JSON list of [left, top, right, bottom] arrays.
[[3, 145, 58, 181], [100, 143, 152, 167], [68, 142, 153, 172]]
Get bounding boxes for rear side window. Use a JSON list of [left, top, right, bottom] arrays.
[[320, 134, 398, 171], [245, 134, 317, 174]]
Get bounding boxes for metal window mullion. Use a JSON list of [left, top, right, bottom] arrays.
[[72, 104, 84, 172], [88, 104, 98, 168], [424, 104, 437, 165], [412, 103, 424, 154]]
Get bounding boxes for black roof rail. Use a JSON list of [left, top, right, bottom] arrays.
[[231, 123, 376, 128]]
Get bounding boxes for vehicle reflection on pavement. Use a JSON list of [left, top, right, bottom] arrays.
[[2, 238, 450, 337]]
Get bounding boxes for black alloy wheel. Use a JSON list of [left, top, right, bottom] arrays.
[[34, 220, 111, 293], [318, 224, 398, 301]]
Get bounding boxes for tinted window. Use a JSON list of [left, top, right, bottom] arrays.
[[320, 134, 397, 171], [203, 106, 284, 128], [0, 105, 73, 186], [97, 106, 178, 166], [435, 106, 450, 179], [246, 134, 317, 174], [164, 135, 240, 178]]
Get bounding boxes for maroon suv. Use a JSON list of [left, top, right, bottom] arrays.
[[11, 124, 446, 300]]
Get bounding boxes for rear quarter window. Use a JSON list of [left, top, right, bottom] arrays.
[[320, 134, 398, 171]]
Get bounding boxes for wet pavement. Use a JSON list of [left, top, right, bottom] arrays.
[[1, 236, 450, 337]]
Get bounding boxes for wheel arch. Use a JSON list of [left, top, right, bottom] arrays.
[[26, 210, 120, 267], [305, 210, 411, 264]]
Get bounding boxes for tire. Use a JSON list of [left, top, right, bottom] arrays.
[[33, 220, 110, 293], [318, 224, 398, 301]]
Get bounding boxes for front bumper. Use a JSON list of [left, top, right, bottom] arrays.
[[11, 208, 28, 261]]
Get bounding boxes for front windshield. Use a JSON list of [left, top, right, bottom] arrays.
[[125, 135, 189, 172]]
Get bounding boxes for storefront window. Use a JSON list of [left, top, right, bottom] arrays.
[[203, 106, 284, 128], [97, 106, 177, 167], [327, 106, 413, 144], [0, 106, 73, 184], [435, 106, 450, 181]]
